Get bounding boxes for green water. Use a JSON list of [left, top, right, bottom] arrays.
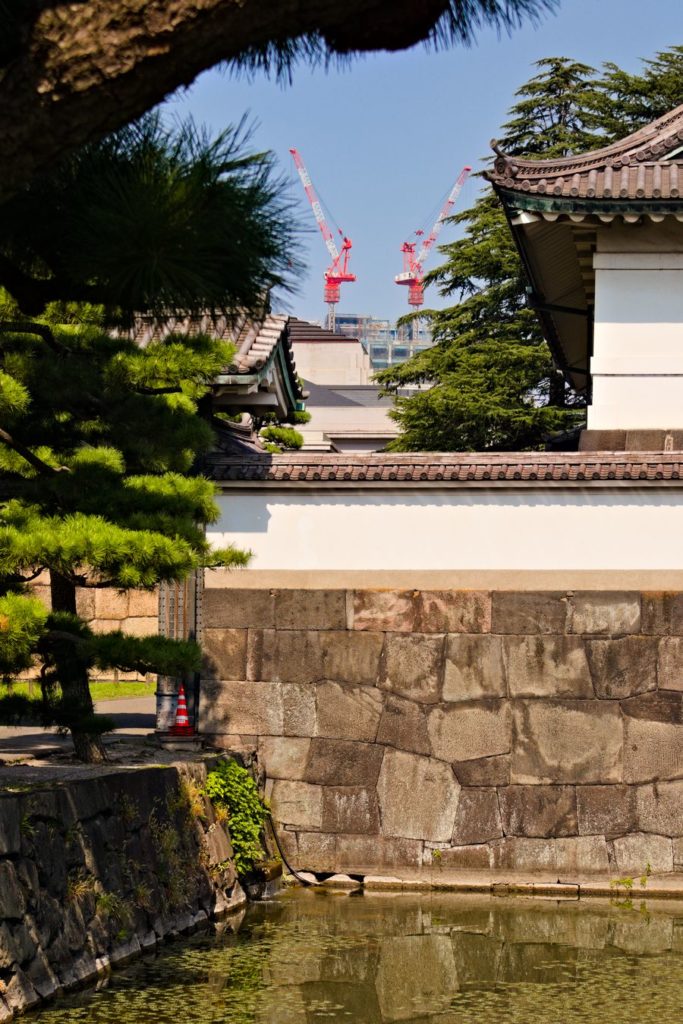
[[33, 890, 683, 1023]]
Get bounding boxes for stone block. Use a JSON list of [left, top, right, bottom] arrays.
[[321, 787, 380, 834], [4, 968, 40, 1013], [491, 836, 609, 874], [453, 754, 511, 787], [316, 681, 383, 742], [203, 587, 275, 629], [198, 679, 283, 736], [379, 633, 444, 704], [271, 781, 323, 829], [304, 738, 385, 787], [417, 590, 491, 634], [505, 635, 593, 699], [260, 629, 323, 684], [622, 690, 683, 722], [319, 631, 384, 685], [437, 844, 492, 870], [586, 636, 657, 699], [451, 788, 502, 845], [204, 822, 234, 867], [94, 588, 129, 620], [623, 716, 683, 783], [127, 589, 159, 617], [611, 832, 673, 874], [376, 695, 431, 755], [498, 785, 578, 837], [443, 634, 506, 702], [282, 683, 317, 737], [636, 781, 683, 836], [657, 638, 683, 692], [554, 837, 610, 874], [258, 736, 311, 780], [576, 785, 636, 837], [0, 798, 20, 856], [491, 591, 569, 634], [296, 832, 338, 872], [428, 702, 512, 763], [352, 590, 418, 632], [75, 588, 96, 619], [641, 592, 683, 635], [491, 836, 557, 872], [511, 700, 623, 784], [274, 589, 346, 630], [336, 834, 423, 870], [202, 628, 248, 680], [377, 748, 460, 842], [569, 592, 640, 635], [0, 862, 25, 920], [122, 615, 157, 637]]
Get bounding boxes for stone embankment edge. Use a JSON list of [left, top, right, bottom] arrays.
[[290, 872, 683, 899]]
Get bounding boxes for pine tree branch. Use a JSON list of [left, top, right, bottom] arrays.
[[0, 426, 70, 475], [133, 385, 183, 395], [0, 319, 66, 354]]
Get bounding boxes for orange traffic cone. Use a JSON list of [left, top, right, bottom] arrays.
[[170, 683, 195, 736]]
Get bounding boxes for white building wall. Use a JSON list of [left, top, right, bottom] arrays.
[[209, 489, 683, 571], [589, 251, 683, 429], [291, 340, 371, 385]]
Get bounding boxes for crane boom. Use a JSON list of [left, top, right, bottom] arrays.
[[289, 146, 356, 332], [416, 165, 471, 267], [289, 148, 340, 263]]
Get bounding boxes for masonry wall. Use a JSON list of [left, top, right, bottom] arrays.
[[0, 761, 244, 1019], [199, 586, 683, 877]]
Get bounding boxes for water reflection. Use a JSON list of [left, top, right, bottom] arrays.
[[33, 891, 683, 1023]]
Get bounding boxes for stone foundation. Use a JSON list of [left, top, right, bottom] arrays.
[[199, 586, 683, 876]]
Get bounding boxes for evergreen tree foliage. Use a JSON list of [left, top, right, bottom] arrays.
[[0, 113, 298, 318], [0, 114, 294, 761], [377, 49, 683, 452]]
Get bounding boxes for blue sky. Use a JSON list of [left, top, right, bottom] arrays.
[[169, 0, 682, 324]]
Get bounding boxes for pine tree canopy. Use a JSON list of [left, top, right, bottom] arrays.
[[0, 112, 294, 761], [0, 114, 298, 318], [377, 47, 683, 452]]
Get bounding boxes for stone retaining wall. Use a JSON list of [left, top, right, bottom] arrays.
[[0, 760, 244, 1019], [199, 587, 683, 877]]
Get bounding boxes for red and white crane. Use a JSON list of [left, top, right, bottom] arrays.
[[395, 165, 472, 312], [290, 148, 355, 333]]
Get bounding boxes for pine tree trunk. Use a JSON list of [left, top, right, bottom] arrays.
[[49, 571, 107, 764], [0, 0, 448, 204]]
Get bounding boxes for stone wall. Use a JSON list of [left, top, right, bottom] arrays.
[[199, 587, 683, 877], [24, 577, 158, 683], [0, 760, 244, 1019]]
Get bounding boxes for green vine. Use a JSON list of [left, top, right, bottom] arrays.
[[204, 760, 268, 878]]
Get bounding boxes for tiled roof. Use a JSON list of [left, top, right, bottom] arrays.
[[207, 452, 683, 486], [288, 318, 360, 344], [487, 102, 683, 205]]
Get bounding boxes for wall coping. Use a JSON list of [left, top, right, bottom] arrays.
[[203, 568, 683, 590], [207, 451, 683, 489]]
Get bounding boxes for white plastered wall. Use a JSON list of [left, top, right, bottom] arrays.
[[208, 489, 683, 572], [291, 340, 371, 385], [589, 243, 683, 429]]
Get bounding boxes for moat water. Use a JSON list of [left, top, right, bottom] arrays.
[[32, 889, 683, 1023]]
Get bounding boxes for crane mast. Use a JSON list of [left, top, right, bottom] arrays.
[[395, 165, 472, 335], [290, 148, 356, 332]]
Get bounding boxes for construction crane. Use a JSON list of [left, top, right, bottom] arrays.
[[290, 148, 355, 333], [395, 165, 472, 329]]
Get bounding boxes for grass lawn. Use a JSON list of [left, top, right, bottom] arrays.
[[7, 679, 156, 702]]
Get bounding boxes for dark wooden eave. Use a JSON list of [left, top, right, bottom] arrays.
[[486, 103, 683, 393]]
